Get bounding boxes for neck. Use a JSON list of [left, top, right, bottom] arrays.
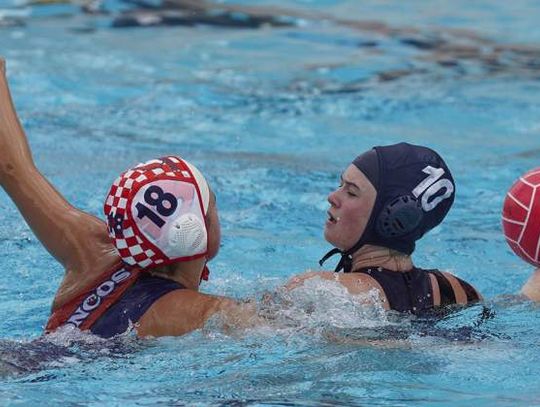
[[350, 244, 413, 272], [148, 258, 205, 290]]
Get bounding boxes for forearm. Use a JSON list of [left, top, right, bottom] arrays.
[[208, 296, 260, 331], [0, 59, 112, 271], [137, 292, 262, 337], [0, 61, 70, 262], [0, 60, 35, 182], [2, 165, 78, 263]]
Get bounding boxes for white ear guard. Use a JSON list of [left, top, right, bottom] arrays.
[[167, 213, 208, 257]]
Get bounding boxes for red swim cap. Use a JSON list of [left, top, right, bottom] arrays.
[[502, 167, 540, 267], [104, 156, 210, 269]]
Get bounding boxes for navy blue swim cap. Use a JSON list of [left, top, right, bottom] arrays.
[[320, 142, 455, 272]]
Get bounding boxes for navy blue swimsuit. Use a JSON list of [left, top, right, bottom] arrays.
[[353, 267, 480, 313], [90, 274, 185, 338]]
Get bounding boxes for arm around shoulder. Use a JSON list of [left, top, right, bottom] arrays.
[[136, 289, 260, 337]]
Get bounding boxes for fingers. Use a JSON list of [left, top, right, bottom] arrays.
[[0, 58, 5, 76]]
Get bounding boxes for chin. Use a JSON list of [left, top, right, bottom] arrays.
[[325, 230, 353, 252], [323, 228, 338, 248]]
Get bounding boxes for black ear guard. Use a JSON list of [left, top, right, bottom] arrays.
[[376, 195, 423, 238]]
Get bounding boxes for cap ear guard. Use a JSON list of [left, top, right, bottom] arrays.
[[167, 213, 208, 256], [375, 195, 424, 238]]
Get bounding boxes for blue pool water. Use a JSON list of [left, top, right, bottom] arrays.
[[1, 0, 540, 405]]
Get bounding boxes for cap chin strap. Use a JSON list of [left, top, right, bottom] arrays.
[[319, 238, 367, 273]]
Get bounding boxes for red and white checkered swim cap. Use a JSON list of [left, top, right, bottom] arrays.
[[104, 156, 210, 269]]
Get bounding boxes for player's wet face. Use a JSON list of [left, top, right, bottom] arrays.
[[324, 165, 377, 251]]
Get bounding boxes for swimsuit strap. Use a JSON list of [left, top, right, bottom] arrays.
[[454, 275, 481, 303], [90, 274, 186, 338], [429, 270, 456, 306], [45, 265, 143, 333]]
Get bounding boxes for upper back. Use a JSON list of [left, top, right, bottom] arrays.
[[289, 268, 481, 314], [350, 267, 481, 313]]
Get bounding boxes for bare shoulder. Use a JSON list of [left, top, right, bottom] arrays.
[[285, 271, 388, 308], [335, 273, 387, 300]]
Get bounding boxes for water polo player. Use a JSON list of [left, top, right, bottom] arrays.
[[0, 58, 254, 338], [502, 167, 540, 301], [289, 143, 482, 313]]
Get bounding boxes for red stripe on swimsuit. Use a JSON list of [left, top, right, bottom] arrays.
[[45, 265, 143, 333]]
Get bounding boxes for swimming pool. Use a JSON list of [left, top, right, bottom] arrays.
[[1, 0, 540, 405]]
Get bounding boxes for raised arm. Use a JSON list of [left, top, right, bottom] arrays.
[[0, 59, 118, 275]]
